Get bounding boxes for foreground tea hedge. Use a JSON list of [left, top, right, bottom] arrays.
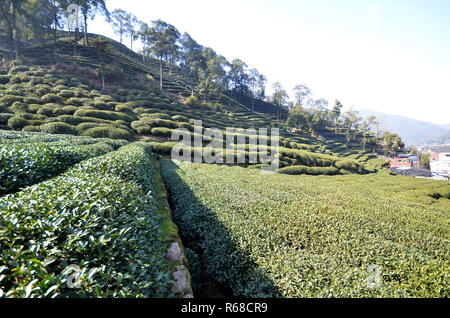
[[0, 130, 128, 196], [0, 143, 173, 298], [161, 161, 449, 297]]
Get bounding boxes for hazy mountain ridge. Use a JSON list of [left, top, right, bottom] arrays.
[[357, 109, 450, 146]]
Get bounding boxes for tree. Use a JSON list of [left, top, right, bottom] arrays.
[[0, 0, 27, 60], [360, 119, 371, 151], [78, 0, 109, 46], [148, 19, 181, 90], [293, 84, 311, 107], [180, 32, 205, 95], [110, 9, 127, 44], [331, 100, 343, 132], [342, 108, 360, 144], [271, 82, 289, 108], [257, 74, 267, 100], [380, 132, 405, 156], [287, 105, 308, 130], [94, 36, 107, 90], [48, 0, 67, 44], [229, 58, 248, 101], [367, 115, 381, 138], [247, 68, 260, 111], [420, 153, 430, 170], [125, 12, 138, 50], [137, 21, 149, 61]]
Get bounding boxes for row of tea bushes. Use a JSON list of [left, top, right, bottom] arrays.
[[161, 161, 449, 297], [0, 137, 124, 196], [0, 142, 173, 298]]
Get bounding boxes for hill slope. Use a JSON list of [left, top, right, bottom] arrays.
[[358, 109, 449, 146]]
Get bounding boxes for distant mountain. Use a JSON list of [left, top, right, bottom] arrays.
[[357, 109, 450, 146], [439, 123, 450, 130]]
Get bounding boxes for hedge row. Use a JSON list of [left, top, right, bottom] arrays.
[[0, 142, 173, 297], [278, 165, 340, 176], [161, 161, 449, 297], [0, 139, 122, 196]]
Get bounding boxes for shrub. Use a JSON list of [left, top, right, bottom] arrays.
[[74, 109, 135, 122], [97, 95, 114, 103], [21, 126, 41, 132], [0, 142, 172, 297], [0, 75, 11, 84], [115, 104, 133, 113], [152, 127, 172, 137], [83, 126, 133, 140], [0, 95, 23, 106], [278, 165, 340, 176], [40, 122, 78, 135], [24, 96, 42, 104], [58, 90, 75, 98], [172, 115, 189, 122], [29, 77, 44, 85], [142, 113, 172, 120], [148, 142, 175, 155], [76, 122, 104, 133], [141, 118, 178, 129], [41, 93, 63, 104], [177, 122, 194, 131], [184, 248, 201, 291], [136, 126, 153, 135], [8, 65, 29, 75], [59, 105, 78, 115], [67, 97, 88, 106], [10, 101, 28, 114], [8, 116, 29, 130], [37, 105, 57, 116], [131, 120, 147, 131], [0, 113, 14, 125]]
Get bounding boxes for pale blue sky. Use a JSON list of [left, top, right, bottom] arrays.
[[87, 0, 450, 125]]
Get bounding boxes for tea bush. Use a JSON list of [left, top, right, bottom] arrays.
[[82, 126, 133, 141], [40, 122, 78, 135], [0, 134, 121, 195], [161, 161, 449, 298], [8, 116, 29, 130], [0, 143, 173, 297]]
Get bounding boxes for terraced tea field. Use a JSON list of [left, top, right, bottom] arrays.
[[161, 160, 450, 298], [0, 131, 188, 298]]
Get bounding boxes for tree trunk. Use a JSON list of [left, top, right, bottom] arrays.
[[83, 14, 89, 45], [74, 27, 78, 56], [159, 57, 163, 90], [11, 1, 19, 60]]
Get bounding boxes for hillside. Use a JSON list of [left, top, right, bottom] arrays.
[[0, 33, 386, 176], [358, 109, 450, 146]]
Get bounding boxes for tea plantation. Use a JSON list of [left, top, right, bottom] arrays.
[[0, 31, 448, 299], [161, 160, 449, 298]]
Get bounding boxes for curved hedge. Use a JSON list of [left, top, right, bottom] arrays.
[[82, 126, 133, 141], [278, 165, 340, 176], [74, 109, 135, 123], [40, 122, 78, 135], [0, 141, 116, 196]]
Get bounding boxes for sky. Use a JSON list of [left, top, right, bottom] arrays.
[[86, 0, 450, 125]]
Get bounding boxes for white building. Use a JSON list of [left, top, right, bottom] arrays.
[[430, 151, 450, 173]]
